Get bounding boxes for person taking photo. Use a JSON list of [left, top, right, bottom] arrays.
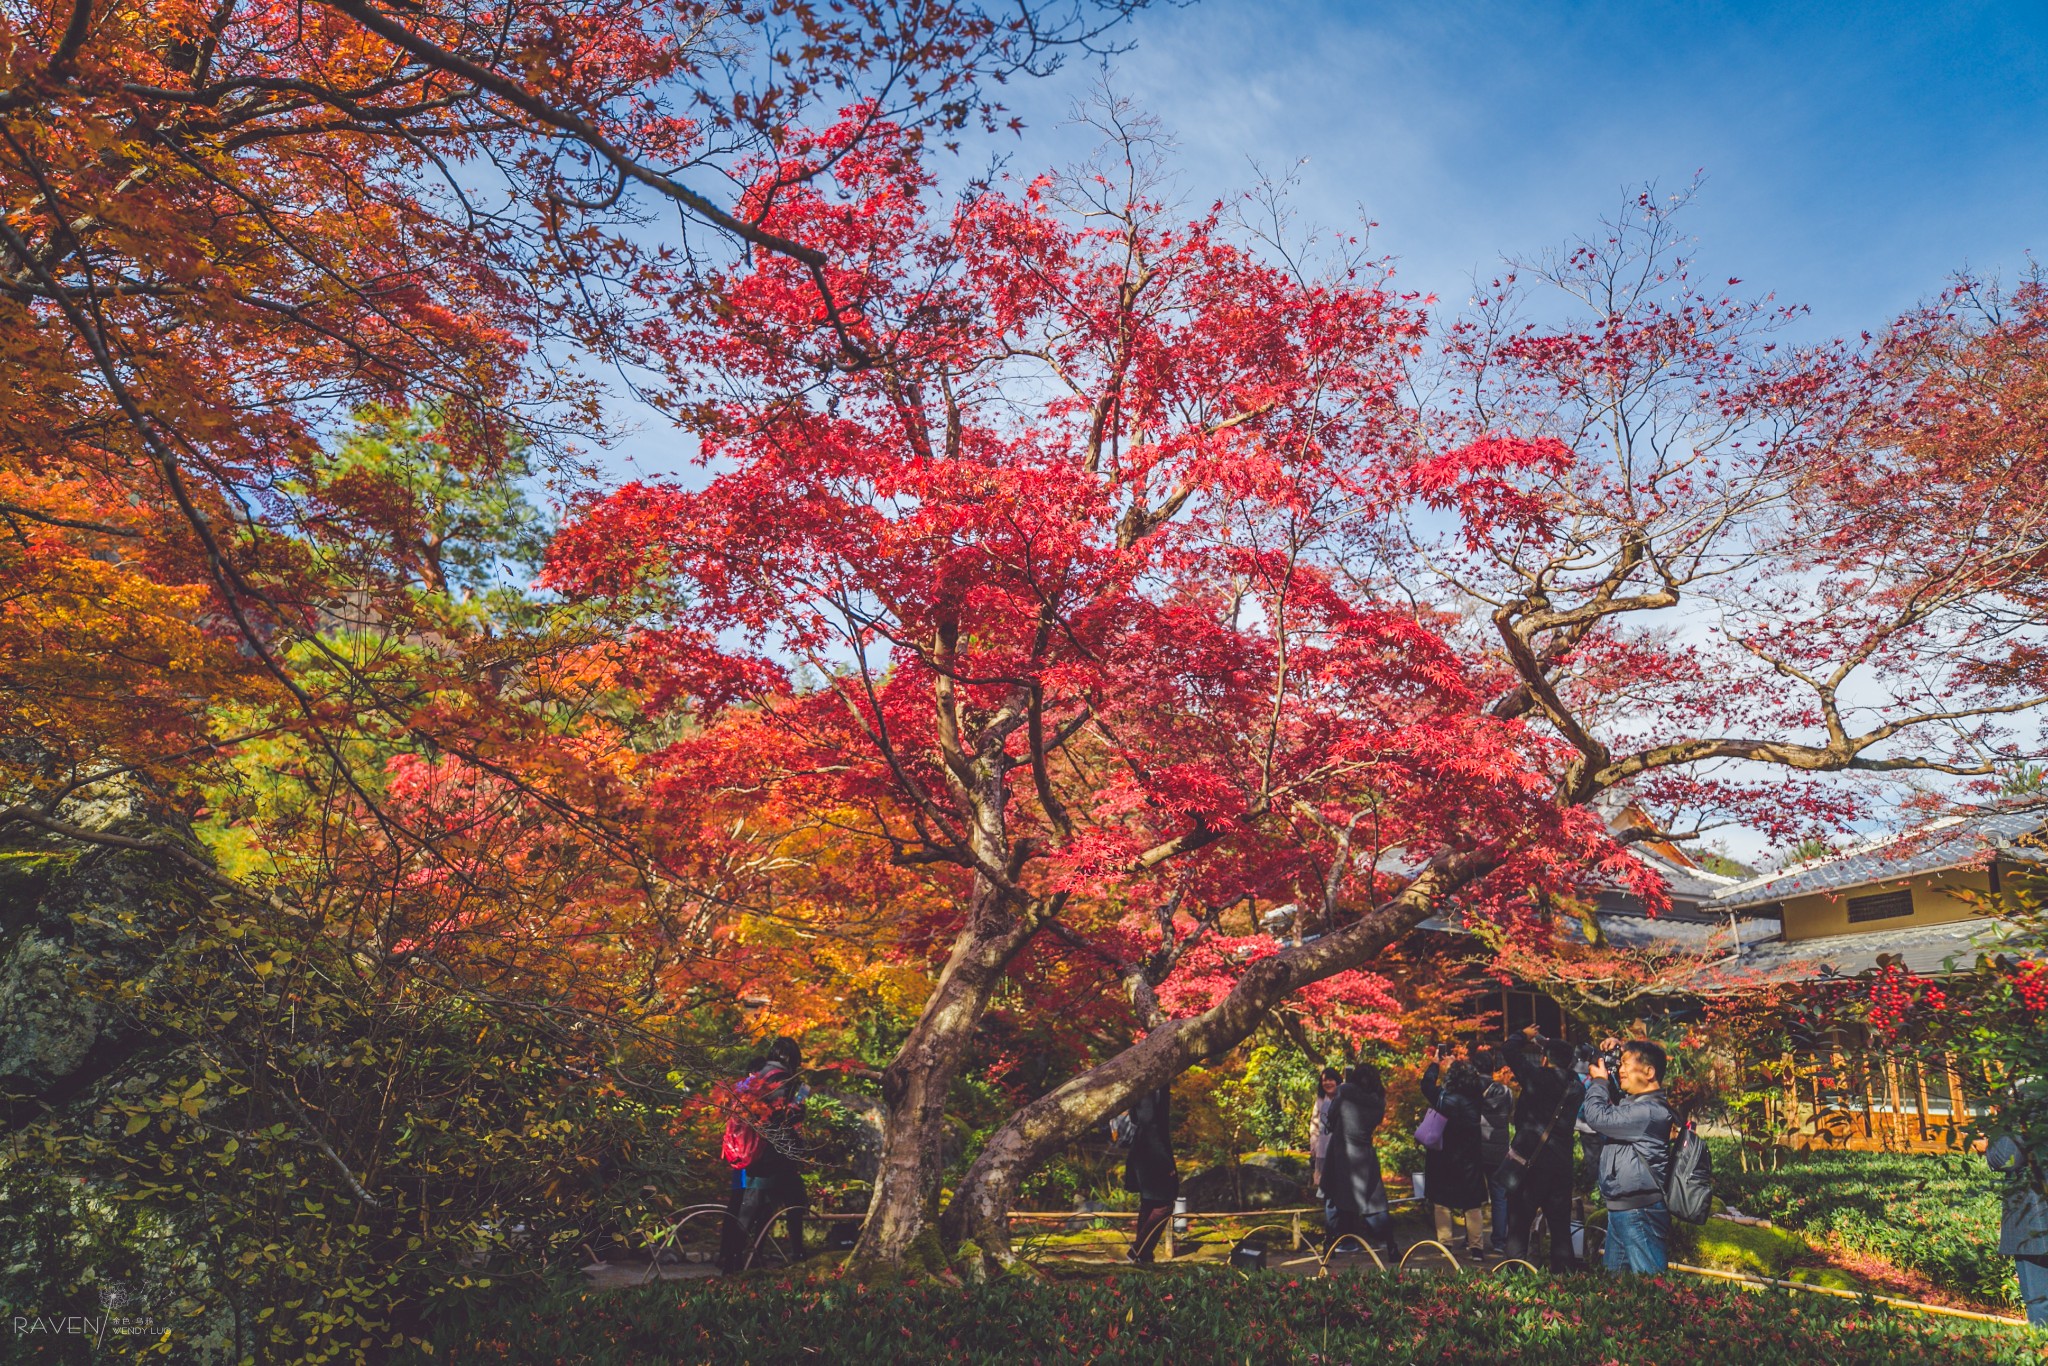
[[1500, 1026, 1584, 1270], [729, 1036, 806, 1269], [1580, 1035, 1675, 1275], [1476, 1051, 1516, 1256]]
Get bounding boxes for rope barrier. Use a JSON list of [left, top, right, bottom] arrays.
[[1314, 1233, 1387, 1275], [1668, 1262, 2029, 1327], [1398, 1239, 1465, 1273], [999, 1199, 1422, 1223], [741, 1205, 811, 1272], [637, 1205, 732, 1282]]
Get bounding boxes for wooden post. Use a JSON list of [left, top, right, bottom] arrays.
[[1858, 1054, 1878, 1142], [1946, 1054, 1969, 1148], [1292, 1210, 1303, 1252], [1884, 1057, 1905, 1152], [1782, 1051, 1801, 1145], [1913, 1059, 1932, 1144]]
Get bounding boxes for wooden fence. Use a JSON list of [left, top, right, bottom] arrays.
[[1765, 1050, 1989, 1153]]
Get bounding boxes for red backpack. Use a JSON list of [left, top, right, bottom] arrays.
[[719, 1073, 766, 1169]]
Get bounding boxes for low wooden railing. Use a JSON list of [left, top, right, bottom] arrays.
[[1763, 1050, 1990, 1153]]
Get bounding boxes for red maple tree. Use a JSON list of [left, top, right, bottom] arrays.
[[547, 108, 1637, 1261]]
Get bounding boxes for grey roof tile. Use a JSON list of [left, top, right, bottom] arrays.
[[1711, 810, 2047, 910], [1590, 912, 1777, 953], [1697, 916, 2027, 988]]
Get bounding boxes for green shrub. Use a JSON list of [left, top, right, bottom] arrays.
[[1377, 1127, 1425, 1184], [1711, 1144, 2013, 1307], [419, 1268, 2043, 1365]]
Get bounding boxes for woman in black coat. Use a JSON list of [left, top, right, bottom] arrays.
[[1123, 1085, 1178, 1263], [1319, 1063, 1394, 1257], [1420, 1052, 1490, 1257]]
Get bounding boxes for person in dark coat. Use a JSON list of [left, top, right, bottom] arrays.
[[1477, 1051, 1516, 1254], [1501, 1028, 1586, 1270], [1123, 1085, 1178, 1263], [1420, 1052, 1490, 1257], [1319, 1062, 1394, 1257], [733, 1037, 808, 1268]]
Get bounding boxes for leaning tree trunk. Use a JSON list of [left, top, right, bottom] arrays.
[[849, 872, 1034, 1267], [944, 859, 1480, 1268]]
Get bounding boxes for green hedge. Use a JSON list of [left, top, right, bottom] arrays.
[[419, 1269, 2041, 1365], [1712, 1145, 2012, 1306]]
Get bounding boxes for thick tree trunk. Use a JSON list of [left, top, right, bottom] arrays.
[[850, 875, 1033, 1267], [945, 858, 1481, 1267]]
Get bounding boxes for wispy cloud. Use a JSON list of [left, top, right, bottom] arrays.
[[1000, 0, 2047, 325]]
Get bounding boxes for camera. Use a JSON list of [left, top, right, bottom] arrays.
[[1601, 1048, 1622, 1077]]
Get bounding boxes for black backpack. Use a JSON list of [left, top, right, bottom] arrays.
[[1664, 1120, 1714, 1224]]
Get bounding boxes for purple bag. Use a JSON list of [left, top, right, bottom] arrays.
[[1414, 1106, 1448, 1151]]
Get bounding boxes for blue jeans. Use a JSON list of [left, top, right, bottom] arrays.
[[1604, 1202, 1670, 1275], [2019, 1254, 2048, 1327], [1487, 1171, 1510, 1249]]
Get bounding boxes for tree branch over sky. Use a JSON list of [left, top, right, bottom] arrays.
[[0, 0, 1147, 837]]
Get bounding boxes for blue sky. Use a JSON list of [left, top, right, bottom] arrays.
[[991, 0, 2047, 327]]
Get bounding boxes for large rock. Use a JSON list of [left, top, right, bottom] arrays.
[[1180, 1162, 1305, 1212], [0, 778, 203, 1118], [1243, 1150, 1312, 1184]]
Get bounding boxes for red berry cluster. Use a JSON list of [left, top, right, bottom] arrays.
[[1866, 964, 1925, 1034], [2012, 960, 2048, 1013]]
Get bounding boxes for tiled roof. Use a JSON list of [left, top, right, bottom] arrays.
[[1697, 916, 2029, 989], [1592, 912, 1776, 954], [1711, 810, 2047, 911]]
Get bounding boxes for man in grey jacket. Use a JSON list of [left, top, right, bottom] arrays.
[[1983, 1127, 2048, 1325], [1579, 1037, 1675, 1274]]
